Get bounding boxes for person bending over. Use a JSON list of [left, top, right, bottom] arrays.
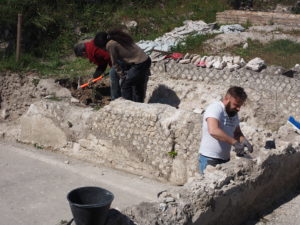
[[74, 40, 121, 100], [94, 29, 151, 103]]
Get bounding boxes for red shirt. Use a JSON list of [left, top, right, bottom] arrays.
[[84, 40, 112, 67]]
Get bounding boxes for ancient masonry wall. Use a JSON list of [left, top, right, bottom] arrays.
[[150, 60, 300, 129], [16, 99, 201, 185], [88, 100, 201, 184], [6, 60, 300, 186], [216, 10, 300, 27], [123, 145, 300, 225]]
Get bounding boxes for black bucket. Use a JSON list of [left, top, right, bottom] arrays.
[[67, 186, 114, 225]]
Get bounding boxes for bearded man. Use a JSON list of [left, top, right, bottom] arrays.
[[198, 86, 253, 173]]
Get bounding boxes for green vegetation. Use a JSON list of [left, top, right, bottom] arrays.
[[171, 33, 217, 55], [1, 0, 299, 75], [231, 39, 300, 68], [0, 0, 229, 77], [33, 143, 43, 149], [168, 150, 178, 158]]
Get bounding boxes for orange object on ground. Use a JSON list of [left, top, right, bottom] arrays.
[[80, 73, 109, 88], [151, 49, 183, 60]]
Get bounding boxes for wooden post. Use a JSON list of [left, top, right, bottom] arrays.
[[16, 13, 22, 62]]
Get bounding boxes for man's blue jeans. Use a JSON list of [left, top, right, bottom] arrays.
[[198, 154, 229, 173], [109, 67, 121, 100]]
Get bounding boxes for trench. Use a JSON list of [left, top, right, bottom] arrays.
[[55, 77, 112, 107]]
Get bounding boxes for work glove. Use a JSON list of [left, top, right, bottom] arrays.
[[233, 141, 245, 156], [241, 139, 253, 153]]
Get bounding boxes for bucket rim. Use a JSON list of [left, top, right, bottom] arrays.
[[67, 186, 114, 208]]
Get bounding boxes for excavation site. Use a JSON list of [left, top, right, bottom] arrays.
[[1, 44, 300, 224], [1, 2, 300, 224]]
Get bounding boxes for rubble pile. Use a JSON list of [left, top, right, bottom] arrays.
[[137, 20, 244, 52], [150, 51, 299, 74], [0, 72, 72, 121], [150, 52, 248, 71], [124, 142, 300, 225]]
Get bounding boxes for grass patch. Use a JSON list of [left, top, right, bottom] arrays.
[[168, 150, 178, 158], [0, 52, 94, 78], [33, 143, 43, 149], [130, 0, 229, 41], [0, 0, 231, 76], [231, 39, 300, 68], [171, 33, 217, 55]]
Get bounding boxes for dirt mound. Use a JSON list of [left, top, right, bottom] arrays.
[[0, 71, 39, 121], [0, 71, 112, 121], [56, 76, 112, 107]]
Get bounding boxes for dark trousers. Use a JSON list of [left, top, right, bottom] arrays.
[[109, 67, 121, 100], [121, 57, 151, 103]]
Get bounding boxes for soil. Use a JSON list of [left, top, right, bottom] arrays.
[[0, 71, 112, 122], [56, 75, 112, 107]]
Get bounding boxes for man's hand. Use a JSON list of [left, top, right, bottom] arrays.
[[242, 139, 253, 153], [233, 141, 245, 156]]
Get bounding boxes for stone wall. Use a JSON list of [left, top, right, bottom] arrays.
[[216, 10, 300, 26], [2, 59, 300, 186], [16, 98, 201, 185], [149, 60, 300, 131], [123, 144, 300, 225], [88, 100, 201, 184]]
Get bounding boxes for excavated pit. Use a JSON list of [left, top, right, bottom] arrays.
[[0, 72, 113, 122], [55, 76, 112, 107]]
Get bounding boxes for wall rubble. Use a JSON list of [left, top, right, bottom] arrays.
[[123, 144, 300, 225]]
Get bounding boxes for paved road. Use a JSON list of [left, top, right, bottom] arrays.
[[0, 142, 171, 225]]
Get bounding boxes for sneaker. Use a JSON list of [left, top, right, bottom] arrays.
[[287, 116, 300, 130]]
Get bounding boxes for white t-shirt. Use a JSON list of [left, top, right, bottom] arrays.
[[199, 101, 240, 160]]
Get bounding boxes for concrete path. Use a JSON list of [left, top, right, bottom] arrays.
[[0, 142, 172, 225]]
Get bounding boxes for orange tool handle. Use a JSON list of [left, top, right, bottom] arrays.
[[80, 73, 108, 88]]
